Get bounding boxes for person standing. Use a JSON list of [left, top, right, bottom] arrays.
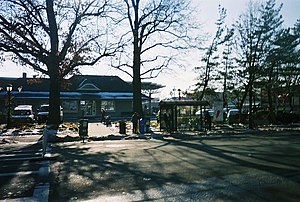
[[163, 112, 170, 132], [100, 108, 106, 123], [131, 112, 139, 134]]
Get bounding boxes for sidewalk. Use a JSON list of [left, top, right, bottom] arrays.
[[87, 122, 153, 139], [86, 122, 162, 140], [87, 122, 120, 137], [49, 122, 124, 142]]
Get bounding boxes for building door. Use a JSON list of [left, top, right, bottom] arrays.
[[80, 100, 96, 117], [86, 100, 96, 116]]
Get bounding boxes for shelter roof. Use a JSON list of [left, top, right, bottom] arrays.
[[159, 100, 210, 107]]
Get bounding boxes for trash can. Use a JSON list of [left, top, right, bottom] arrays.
[[145, 118, 151, 133], [119, 121, 126, 134], [79, 119, 89, 142], [139, 118, 146, 134], [105, 115, 111, 126]]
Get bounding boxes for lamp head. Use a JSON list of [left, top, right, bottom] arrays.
[[6, 84, 13, 92]]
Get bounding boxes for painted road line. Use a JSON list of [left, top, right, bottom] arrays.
[[0, 170, 39, 177]]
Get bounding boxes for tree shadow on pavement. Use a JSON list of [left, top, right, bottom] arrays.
[[48, 134, 300, 201], [163, 135, 300, 183], [0, 140, 44, 200], [49, 142, 191, 202]]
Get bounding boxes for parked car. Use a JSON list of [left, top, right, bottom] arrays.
[[11, 105, 35, 123], [37, 104, 63, 124], [227, 109, 240, 124], [195, 109, 214, 117]]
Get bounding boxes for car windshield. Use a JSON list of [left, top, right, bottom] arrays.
[[39, 106, 49, 112], [228, 110, 239, 116], [13, 110, 31, 115]]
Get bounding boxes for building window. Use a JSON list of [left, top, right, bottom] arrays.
[[62, 100, 78, 113], [101, 100, 115, 111]]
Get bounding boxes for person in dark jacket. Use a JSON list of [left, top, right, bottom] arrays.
[[100, 108, 106, 123], [163, 112, 171, 132], [131, 112, 139, 134]]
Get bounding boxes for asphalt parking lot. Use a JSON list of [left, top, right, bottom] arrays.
[[1, 124, 300, 202], [49, 132, 300, 202], [0, 135, 49, 201]]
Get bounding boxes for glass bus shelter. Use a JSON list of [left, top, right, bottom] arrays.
[[159, 100, 210, 132]]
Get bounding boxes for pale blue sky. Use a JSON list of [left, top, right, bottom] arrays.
[[198, 0, 299, 33], [1, 0, 299, 98], [154, 0, 300, 98]]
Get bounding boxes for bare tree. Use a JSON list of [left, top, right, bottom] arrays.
[[194, 6, 228, 101], [113, 0, 198, 116], [0, 0, 119, 125]]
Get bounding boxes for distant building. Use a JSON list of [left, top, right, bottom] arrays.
[[0, 73, 149, 122]]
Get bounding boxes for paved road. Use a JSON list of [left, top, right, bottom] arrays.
[[0, 122, 117, 202], [49, 133, 300, 202], [1, 123, 300, 201], [0, 135, 50, 202]]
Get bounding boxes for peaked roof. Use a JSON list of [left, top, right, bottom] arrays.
[[0, 75, 133, 93], [68, 75, 132, 92]]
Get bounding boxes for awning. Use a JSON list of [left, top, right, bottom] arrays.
[[0, 91, 149, 100]]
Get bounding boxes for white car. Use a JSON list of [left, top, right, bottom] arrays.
[[11, 105, 35, 123], [195, 109, 214, 117], [227, 109, 240, 124]]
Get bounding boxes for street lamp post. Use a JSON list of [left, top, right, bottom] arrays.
[[6, 84, 13, 128], [178, 89, 181, 101]]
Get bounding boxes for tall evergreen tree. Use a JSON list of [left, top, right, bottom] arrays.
[[264, 26, 300, 121], [233, 0, 283, 128]]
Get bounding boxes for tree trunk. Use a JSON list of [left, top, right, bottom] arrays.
[[240, 82, 250, 113], [47, 61, 62, 127], [223, 62, 228, 108], [267, 87, 276, 124], [131, 1, 143, 117], [198, 62, 211, 101], [248, 81, 254, 129], [267, 65, 276, 124], [287, 89, 293, 112], [198, 79, 208, 101], [132, 29, 143, 116], [132, 62, 143, 116]]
